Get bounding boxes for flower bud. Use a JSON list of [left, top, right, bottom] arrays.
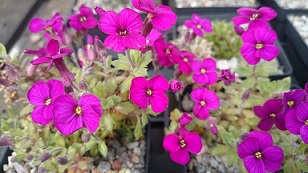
[[0, 136, 12, 146], [94, 6, 106, 17], [178, 113, 192, 127], [0, 78, 9, 87], [241, 89, 251, 101], [82, 132, 91, 143], [210, 125, 218, 136], [26, 154, 34, 161], [54, 59, 75, 87], [5, 65, 18, 82], [57, 156, 69, 165], [220, 69, 235, 86], [79, 80, 88, 91], [27, 64, 37, 77], [40, 152, 52, 162], [234, 25, 244, 35], [169, 80, 183, 93], [141, 16, 153, 37]]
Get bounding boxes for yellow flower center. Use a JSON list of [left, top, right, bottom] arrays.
[[196, 24, 202, 29], [119, 30, 127, 37], [270, 113, 276, 118], [200, 100, 206, 106], [79, 16, 87, 22], [45, 99, 51, 106], [254, 152, 262, 159], [250, 13, 259, 21], [165, 49, 171, 54], [255, 43, 264, 49], [305, 120, 308, 126], [287, 100, 295, 108], [75, 106, 82, 115], [180, 140, 186, 148], [201, 68, 206, 74], [146, 89, 152, 96], [45, 26, 52, 33], [183, 58, 188, 62]]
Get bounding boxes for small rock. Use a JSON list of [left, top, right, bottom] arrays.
[[133, 147, 141, 156], [97, 161, 111, 172], [196, 155, 203, 163], [111, 140, 121, 149], [131, 154, 140, 163], [214, 156, 221, 163], [196, 164, 206, 173], [132, 169, 142, 173], [140, 143, 146, 151], [126, 161, 133, 168], [117, 147, 126, 155], [112, 160, 122, 171], [120, 152, 129, 162], [210, 159, 218, 168], [127, 142, 139, 149], [107, 149, 115, 160], [125, 168, 132, 173], [218, 165, 225, 173]]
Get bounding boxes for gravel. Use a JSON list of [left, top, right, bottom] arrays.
[[175, 0, 258, 8], [274, 0, 308, 9], [288, 15, 308, 46]]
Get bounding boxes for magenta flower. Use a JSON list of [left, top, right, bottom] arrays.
[[69, 5, 98, 31], [154, 39, 181, 67], [178, 113, 193, 127], [141, 29, 163, 53], [178, 51, 195, 75], [253, 99, 286, 131], [220, 69, 235, 86], [206, 117, 218, 135], [232, 7, 277, 29], [94, 6, 106, 17], [191, 87, 220, 120], [238, 131, 284, 173], [132, 0, 176, 31], [285, 102, 308, 143], [29, 12, 63, 34], [27, 80, 64, 125], [98, 8, 145, 52], [240, 27, 279, 65], [53, 94, 102, 135], [169, 80, 183, 93], [233, 25, 244, 35], [163, 131, 202, 165], [129, 74, 169, 113], [184, 13, 212, 37], [24, 48, 48, 58], [30, 39, 72, 70], [191, 58, 217, 85], [282, 89, 306, 116]]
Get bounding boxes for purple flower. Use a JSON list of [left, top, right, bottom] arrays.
[[178, 113, 193, 127], [163, 131, 202, 165], [141, 29, 162, 53], [191, 58, 217, 85], [30, 39, 72, 70], [240, 27, 279, 65], [232, 7, 277, 29], [132, 0, 176, 31], [285, 102, 308, 144], [27, 80, 64, 125], [191, 87, 220, 120], [154, 39, 181, 67], [29, 12, 63, 34], [69, 5, 98, 31], [282, 89, 306, 115], [253, 99, 286, 131], [53, 94, 102, 135], [24, 48, 48, 57], [233, 25, 244, 35], [178, 51, 195, 75], [94, 6, 106, 17], [184, 13, 212, 37], [237, 131, 284, 173], [129, 75, 169, 113], [206, 117, 218, 135], [220, 69, 235, 86], [169, 80, 183, 93], [98, 8, 145, 52]]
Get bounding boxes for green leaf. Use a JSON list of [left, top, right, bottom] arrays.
[[137, 51, 152, 68], [210, 144, 230, 156], [101, 113, 114, 131], [112, 54, 131, 71], [0, 43, 7, 55], [85, 137, 97, 151], [241, 77, 255, 89], [98, 141, 108, 157], [19, 104, 33, 116], [115, 101, 135, 115], [283, 158, 297, 173], [133, 67, 148, 77], [120, 75, 133, 93], [104, 79, 117, 96], [102, 95, 121, 109], [134, 116, 143, 140], [295, 159, 308, 172], [93, 82, 106, 98], [141, 113, 148, 127], [255, 60, 279, 77], [235, 63, 253, 77], [226, 150, 238, 167], [219, 131, 236, 146]]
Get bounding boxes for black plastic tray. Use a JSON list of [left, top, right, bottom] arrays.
[[172, 13, 293, 81], [0, 146, 12, 172]]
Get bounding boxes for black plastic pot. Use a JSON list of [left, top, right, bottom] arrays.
[[172, 13, 293, 81], [0, 146, 12, 172], [258, 0, 308, 41]]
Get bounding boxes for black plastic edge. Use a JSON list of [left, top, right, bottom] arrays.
[[0, 147, 12, 173]]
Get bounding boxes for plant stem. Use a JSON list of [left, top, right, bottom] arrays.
[[126, 49, 135, 70]]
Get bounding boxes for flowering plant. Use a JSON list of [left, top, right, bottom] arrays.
[[0, 1, 307, 173]]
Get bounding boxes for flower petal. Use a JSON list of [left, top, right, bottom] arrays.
[[258, 7, 277, 21], [254, 28, 277, 44], [258, 118, 273, 131], [191, 88, 207, 102], [285, 109, 303, 135], [274, 117, 287, 131], [263, 99, 282, 114], [59, 47, 73, 56], [184, 20, 194, 28], [79, 94, 102, 116], [240, 44, 259, 65], [44, 104, 53, 121], [248, 20, 270, 29], [104, 35, 126, 52], [192, 26, 203, 37], [132, 0, 155, 12], [237, 7, 258, 16], [47, 39, 60, 56], [54, 116, 83, 136], [256, 45, 279, 62], [232, 16, 250, 26], [246, 131, 273, 151], [243, 156, 266, 173], [152, 6, 177, 31], [27, 81, 50, 106], [297, 102, 308, 122], [183, 132, 202, 154], [193, 105, 209, 120], [170, 149, 190, 165], [31, 57, 51, 65], [262, 146, 284, 172], [82, 17, 98, 29], [147, 74, 169, 92], [130, 88, 149, 109], [163, 134, 180, 152], [204, 91, 220, 110], [121, 32, 146, 50], [237, 137, 259, 159], [300, 125, 308, 144], [31, 106, 52, 125], [150, 91, 168, 113], [79, 5, 93, 17], [29, 18, 46, 33], [119, 8, 143, 31], [200, 19, 212, 33], [81, 105, 101, 133], [98, 11, 119, 34], [253, 106, 269, 119], [53, 94, 78, 124], [47, 79, 64, 100]]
